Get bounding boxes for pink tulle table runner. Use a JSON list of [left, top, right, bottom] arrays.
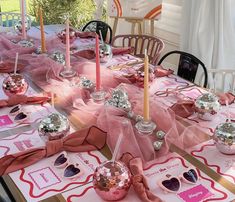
[[0, 31, 234, 201], [0, 31, 234, 162]]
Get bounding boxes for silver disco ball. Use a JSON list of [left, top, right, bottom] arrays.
[[213, 122, 235, 154], [14, 19, 31, 35], [99, 43, 112, 63]]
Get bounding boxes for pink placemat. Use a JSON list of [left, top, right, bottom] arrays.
[[62, 153, 235, 202]]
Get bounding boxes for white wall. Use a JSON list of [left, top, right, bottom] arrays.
[[107, 0, 182, 69]]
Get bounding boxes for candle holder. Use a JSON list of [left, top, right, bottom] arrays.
[[60, 66, 77, 78], [91, 88, 106, 102], [135, 119, 156, 135]]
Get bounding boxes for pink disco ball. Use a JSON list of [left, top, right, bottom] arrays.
[[2, 74, 28, 97], [93, 160, 131, 201]]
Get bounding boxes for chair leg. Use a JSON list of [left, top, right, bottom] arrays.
[[0, 177, 16, 202]]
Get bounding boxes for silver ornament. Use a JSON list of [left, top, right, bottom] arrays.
[[127, 111, 134, 119], [117, 100, 131, 111], [112, 88, 129, 102], [99, 43, 112, 63], [17, 39, 34, 48], [153, 141, 163, 151], [135, 115, 144, 122], [213, 122, 235, 154], [34, 46, 42, 54], [106, 88, 131, 111], [38, 113, 70, 141], [50, 51, 66, 65], [155, 130, 166, 140], [13, 19, 30, 35], [80, 77, 95, 90], [195, 93, 220, 120]]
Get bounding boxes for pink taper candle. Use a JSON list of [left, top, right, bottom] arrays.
[[95, 34, 101, 91], [143, 49, 149, 121], [65, 18, 71, 69], [21, 0, 27, 39]]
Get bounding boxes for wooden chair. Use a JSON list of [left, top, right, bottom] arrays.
[[82, 20, 113, 44], [111, 34, 164, 65], [158, 50, 208, 88], [200, 69, 235, 92]]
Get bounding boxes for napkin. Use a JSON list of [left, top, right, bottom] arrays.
[[0, 60, 25, 73], [217, 92, 235, 105], [0, 95, 50, 108], [170, 100, 195, 118], [73, 49, 96, 60], [155, 66, 174, 77], [121, 153, 163, 202], [0, 126, 107, 175]]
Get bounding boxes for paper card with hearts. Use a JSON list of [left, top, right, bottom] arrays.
[[189, 139, 235, 185], [106, 55, 142, 69], [152, 84, 206, 108], [151, 74, 194, 96], [0, 108, 75, 157], [9, 150, 107, 202], [0, 103, 54, 132], [143, 153, 234, 202], [0, 130, 45, 158], [61, 153, 234, 202], [177, 86, 208, 100], [0, 73, 36, 100], [62, 182, 141, 202]]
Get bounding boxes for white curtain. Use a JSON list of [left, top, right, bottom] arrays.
[[180, 0, 235, 70]]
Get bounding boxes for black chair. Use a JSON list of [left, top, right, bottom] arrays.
[[158, 50, 208, 87], [82, 20, 113, 44]]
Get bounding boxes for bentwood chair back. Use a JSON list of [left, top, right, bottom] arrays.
[[158, 50, 208, 88], [201, 69, 235, 92], [112, 34, 164, 65], [82, 20, 113, 44]]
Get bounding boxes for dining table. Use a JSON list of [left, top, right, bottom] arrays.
[[0, 25, 235, 202]]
